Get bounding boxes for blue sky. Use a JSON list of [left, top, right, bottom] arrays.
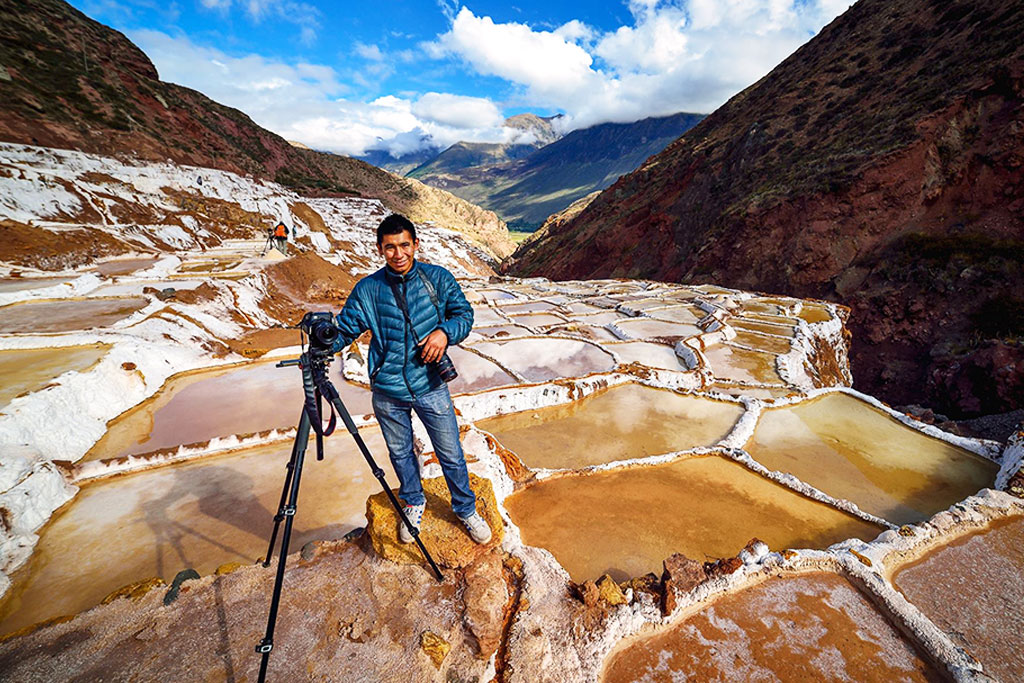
[[69, 1, 853, 157]]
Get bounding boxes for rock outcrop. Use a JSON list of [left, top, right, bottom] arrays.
[[506, 0, 1024, 418], [364, 473, 503, 569]]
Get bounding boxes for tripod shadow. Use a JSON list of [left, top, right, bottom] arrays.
[[141, 463, 274, 578]]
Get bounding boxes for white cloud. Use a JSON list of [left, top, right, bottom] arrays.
[[198, 0, 321, 44], [354, 42, 384, 61], [412, 93, 503, 129], [429, 1, 855, 130], [130, 30, 514, 157]]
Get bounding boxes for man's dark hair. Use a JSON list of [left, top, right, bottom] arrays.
[[377, 214, 417, 245]]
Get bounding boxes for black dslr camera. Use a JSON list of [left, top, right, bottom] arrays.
[[298, 311, 340, 354]]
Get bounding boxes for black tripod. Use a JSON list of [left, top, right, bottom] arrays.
[[255, 348, 443, 682]]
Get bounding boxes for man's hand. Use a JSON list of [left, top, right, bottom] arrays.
[[418, 329, 448, 363]]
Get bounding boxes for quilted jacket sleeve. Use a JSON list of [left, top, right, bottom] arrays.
[[332, 286, 370, 352], [437, 269, 473, 345]]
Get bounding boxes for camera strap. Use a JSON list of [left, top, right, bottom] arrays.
[[388, 277, 421, 344]]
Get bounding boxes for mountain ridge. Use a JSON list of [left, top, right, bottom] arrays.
[[0, 0, 513, 258], [505, 0, 1024, 417]]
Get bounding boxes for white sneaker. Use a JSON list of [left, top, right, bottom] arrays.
[[458, 511, 492, 544], [398, 503, 425, 543]]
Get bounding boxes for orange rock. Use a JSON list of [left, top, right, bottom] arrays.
[[365, 473, 503, 570]]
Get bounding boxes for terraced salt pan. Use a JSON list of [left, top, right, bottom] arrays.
[[0, 344, 110, 408], [471, 306, 507, 326], [731, 329, 793, 354], [500, 301, 559, 314], [0, 433, 391, 636], [606, 341, 688, 371], [90, 257, 159, 276], [88, 279, 205, 297], [504, 454, 883, 582], [476, 383, 743, 469], [85, 361, 372, 460], [702, 344, 783, 384], [644, 305, 703, 325], [892, 515, 1024, 682], [745, 393, 998, 525], [568, 310, 627, 326], [798, 304, 833, 323], [602, 572, 940, 682], [730, 317, 798, 337], [0, 297, 149, 333], [446, 346, 517, 394], [470, 324, 531, 338], [507, 312, 566, 328], [611, 318, 702, 340], [0, 277, 70, 293], [467, 337, 615, 382], [477, 288, 516, 301]]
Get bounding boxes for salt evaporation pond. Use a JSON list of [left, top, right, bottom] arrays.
[[477, 384, 742, 469], [505, 455, 883, 582], [602, 573, 940, 682], [745, 393, 998, 525], [730, 329, 792, 354], [606, 341, 688, 371], [730, 317, 798, 337], [506, 312, 566, 328], [472, 306, 507, 326], [467, 337, 615, 381], [892, 515, 1024, 682], [501, 301, 559, 314], [471, 324, 531, 338], [91, 257, 159, 276], [0, 344, 109, 408], [446, 346, 517, 394], [701, 343, 783, 384], [86, 361, 372, 459], [645, 305, 703, 325], [611, 318, 703, 340], [0, 297, 149, 334], [0, 277, 70, 293], [0, 432, 391, 636]]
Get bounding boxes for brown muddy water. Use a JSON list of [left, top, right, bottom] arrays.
[[86, 360, 372, 460], [504, 454, 883, 582], [745, 393, 998, 525], [602, 572, 940, 682], [0, 297, 149, 334], [0, 431, 392, 636], [91, 257, 159, 276], [0, 344, 110, 408], [892, 515, 1024, 683], [0, 277, 71, 293], [701, 344, 783, 384], [477, 384, 742, 469]]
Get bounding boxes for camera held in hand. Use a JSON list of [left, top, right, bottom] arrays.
[[433, 351, 457, 383]]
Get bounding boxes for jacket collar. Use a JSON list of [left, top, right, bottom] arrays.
[[384, 259, 419, 283]]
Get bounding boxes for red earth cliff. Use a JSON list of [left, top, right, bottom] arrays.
[[505, 0, 1024, 418]]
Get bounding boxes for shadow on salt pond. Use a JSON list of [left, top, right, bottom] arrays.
[[476, 383, 743, 469], [504, 455, 884, 583], [85, 360, 372, 460], [745, 393, 999, 526], [0, 431, 391, 636]]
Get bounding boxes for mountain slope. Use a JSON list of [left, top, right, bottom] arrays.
[[412, 112, 704, 229], [0, 0, 513, 258], [505, 0, 1024, 417]]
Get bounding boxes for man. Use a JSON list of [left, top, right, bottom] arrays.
[[273, 222, 289, 253], [332, 214, 491, 544]]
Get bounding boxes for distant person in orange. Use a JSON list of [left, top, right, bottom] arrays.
[[273, 222, 289, 254]]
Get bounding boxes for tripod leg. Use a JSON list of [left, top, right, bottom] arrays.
[[328, 395, 444, 582], [262, 408, 307, 567], [256, 409, 312, 682]]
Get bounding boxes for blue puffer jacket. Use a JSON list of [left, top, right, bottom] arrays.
[[333, 260, 474, 400]]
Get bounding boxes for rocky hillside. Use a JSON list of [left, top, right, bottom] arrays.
[[506, 0, 1024, 418], [413, 112, 703, 229], [0, 0, 513, 259]]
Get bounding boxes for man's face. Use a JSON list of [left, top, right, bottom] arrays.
[[378, 230, 418, 274]]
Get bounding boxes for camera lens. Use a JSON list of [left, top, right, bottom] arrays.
[[311, 320, 339, 347], [434, 353, 458, 383]]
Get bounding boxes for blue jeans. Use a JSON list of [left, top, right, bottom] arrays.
[[372, 384, 477, 518]]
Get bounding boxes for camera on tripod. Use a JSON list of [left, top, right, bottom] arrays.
[[298, 311, 340, 354]]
